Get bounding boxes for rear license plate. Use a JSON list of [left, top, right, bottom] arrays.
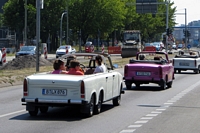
[[136, 72, 151, 76], [179, 62, 189, 66], [42, 89, 67, 96]]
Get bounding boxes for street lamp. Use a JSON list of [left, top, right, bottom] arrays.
[[60, 11, 67, 46]]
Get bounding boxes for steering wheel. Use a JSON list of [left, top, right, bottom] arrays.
[[79, 63, 86, 73]]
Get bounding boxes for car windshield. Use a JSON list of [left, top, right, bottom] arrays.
[[152, 42, 160, 47], [138, 52, 167, 61], [20, 46, 35, 51], [85, 42, 92, 46], [59, 46, 71, 49]]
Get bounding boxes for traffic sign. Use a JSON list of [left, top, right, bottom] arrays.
[[187, 44, 191, 49]]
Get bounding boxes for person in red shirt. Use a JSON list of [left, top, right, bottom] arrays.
[[66, 60, 84, 75]]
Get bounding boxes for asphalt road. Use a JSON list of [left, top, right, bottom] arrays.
[[1, 68, 200, 133]]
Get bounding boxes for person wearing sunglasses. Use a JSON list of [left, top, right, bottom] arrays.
[[66, 60, 84, 75], [51, 59, 68, 74]]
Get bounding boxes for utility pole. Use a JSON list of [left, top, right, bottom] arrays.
[[24, 0, 27, 46], [165, 0, 169, 52], [185, 8, 187, 48], [66, 2, 69, 45], [60, 11, 67, 46]]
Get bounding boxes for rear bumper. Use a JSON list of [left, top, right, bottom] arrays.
[[124, 77, 164, 84], [21, 98, 87, 105]]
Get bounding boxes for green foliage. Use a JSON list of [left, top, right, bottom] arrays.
[[2, 0, 176, 47]]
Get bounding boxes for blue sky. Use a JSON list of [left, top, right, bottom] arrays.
[[172, 0, 200, 25]]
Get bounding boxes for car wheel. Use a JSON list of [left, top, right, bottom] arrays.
[[40, 106, 48, 113], [135, 83, 140, 88], [113, 93, 121, 106], [125, 82, 132, 90], [160, 80, 166, 90], [29, 107, 38, 116], [86, 94, 95, 117], [166, 81, 173, 88], [94, 92, 103, 114], [178, 70, 181, 73]]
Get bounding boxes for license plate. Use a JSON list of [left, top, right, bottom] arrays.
[[42, 89, 67, 96], [136, 72, 151, 76], [179, 62, 189, 66]]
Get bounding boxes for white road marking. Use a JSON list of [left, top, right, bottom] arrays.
[[0, 109, 26, 118], [164, 102, 173, 105], [156, 108, 166, 111], [151, 111, 162, 114], [135, 121, 148, 124], [146, 114, 158, 117], [128, 125, 142, 128], [120, 129, 136, 133], [140, 117, 153, 120]]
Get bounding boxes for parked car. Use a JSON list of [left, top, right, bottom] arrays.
[[15, 46, 41, 58], [85, 41, 93, 53], [151, 42, 162, 51], [21, 53, 124, 117], [177, 44, 183, 49], [124, 51, 174, 90], [56, 45, 76, 58]]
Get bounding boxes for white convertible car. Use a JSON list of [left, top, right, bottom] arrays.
[[173, 50, 200, 73], [21, 53, 124, 117]]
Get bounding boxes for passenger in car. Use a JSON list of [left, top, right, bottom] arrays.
[[66, 60, 84, 75], [52, 59, 68, 74], [65, 55, 77, 71], [93, 55, 107, 73]]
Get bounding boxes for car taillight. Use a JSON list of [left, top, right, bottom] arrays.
[[124, 65, 128, 77], [80, 81, 85, 98], [159, 66, 162, 78], [23, 79, 28, 96]]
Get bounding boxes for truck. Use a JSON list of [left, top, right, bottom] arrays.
[[121, 30, 143, 58], [123, 51, 174, 90]]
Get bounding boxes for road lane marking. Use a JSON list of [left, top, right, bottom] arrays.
[[140, 117, 153, 120], [128, 125, 142, 128], [0, 109, 26, 118], [135, 121, 148, 124], [120, 129, 136, 133]]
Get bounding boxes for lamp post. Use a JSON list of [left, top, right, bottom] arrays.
[[60, 11, 67, 46], [185, 8, 187, 47]]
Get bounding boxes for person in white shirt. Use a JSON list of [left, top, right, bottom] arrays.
[[93, 55, 107, 73]]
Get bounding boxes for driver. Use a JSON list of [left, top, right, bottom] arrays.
[[66, 60, 84, 75]]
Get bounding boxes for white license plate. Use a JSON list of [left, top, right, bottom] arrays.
[[179, 62, 189, 66], [136, 72, 151, 76], [42, 89, 67, 96]]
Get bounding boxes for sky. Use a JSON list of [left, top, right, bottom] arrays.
[[171, 0, 200, 26]]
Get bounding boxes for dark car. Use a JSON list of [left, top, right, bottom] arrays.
[[15, 46, 41, 58]]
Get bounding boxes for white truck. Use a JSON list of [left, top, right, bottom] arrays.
[[173, 50, 200, 74], [21, 53, 124, 117]]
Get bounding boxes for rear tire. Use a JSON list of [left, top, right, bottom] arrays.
[[125, 82, 132, 90], [40, 106, 48, 113], [86, 95, 95, 117], [160, 80, 166, 90], [29, 107, 38, 116], [166, 81, 173, 88], [113, 94, 121, 106], [94, 93, 103, 114], [178, 70, 181, 73]]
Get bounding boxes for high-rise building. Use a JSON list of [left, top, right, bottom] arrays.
[[0, 0, 8, 13]]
